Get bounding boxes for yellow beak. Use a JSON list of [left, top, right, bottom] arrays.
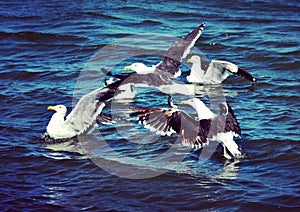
[[187, 59, 192, 63], [47, 106, 56, 111], [180, 101, 187, 105], [124, 66, 131, 71]]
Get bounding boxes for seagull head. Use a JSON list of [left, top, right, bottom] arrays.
[[180, 98, 205, 109], [124, 62, 153, 74], [187, 55, 201, 64], [47, 105, 67, 115]]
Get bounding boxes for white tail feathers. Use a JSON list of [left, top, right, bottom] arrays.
[[214, 132, 242, 159]]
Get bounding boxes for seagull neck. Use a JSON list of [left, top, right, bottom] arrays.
[[188, 63, 205, 82], [139, 66, 155, 74], [194, 103, 216, 120], [48, 112, 65, 128]]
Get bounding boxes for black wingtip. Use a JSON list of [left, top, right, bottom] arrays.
[[237, 67, 256, 83], [199, 22, 206, 31], [101, 68, 110, 75]]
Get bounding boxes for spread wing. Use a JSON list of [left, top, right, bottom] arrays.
[[122, 72, 173, 87], [204, 61, 230, 84], [130, 102, 241, 148], [61, 78, 127, 136], [207, 60, 256, 83], [155, 23, 205, 77], [62, 87, 111, 135], [131, 107, 209, 148], [224, 103, 241, 136], [102, 67, 174, 89]]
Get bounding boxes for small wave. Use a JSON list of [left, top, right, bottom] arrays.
[[0, 31, 87, 43], [101, 32, 136, 39], [141, 20, 162, 26], [225, 17, 275, 24], [84, 12, 121, 20], [283, 49, 300, 56], [243, 138, 299, 158], [276, 60, 300, 71], [167, 11, 195, 18], [264, 94, 300, 102], [0, 70, 47, 81], [0, 14, 41, 20], [0, 70, 78, 82], [117, 6, 140, 11]]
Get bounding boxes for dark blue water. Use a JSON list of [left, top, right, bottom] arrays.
[[1, 0, 299, 211]]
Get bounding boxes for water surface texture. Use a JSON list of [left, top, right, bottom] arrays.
[[1, 0, 299, 211]]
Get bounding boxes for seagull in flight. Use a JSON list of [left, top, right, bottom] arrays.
[[131, 97, 242, 159]]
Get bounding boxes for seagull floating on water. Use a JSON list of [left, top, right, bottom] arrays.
[[186, 55, 256, 84], [43, 79, 127, 140], [131, 97, 242, 159]]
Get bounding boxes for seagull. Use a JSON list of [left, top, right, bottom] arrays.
[[125, 22, 206, 78], [186, 55, 256, 84], [43, 78, 128, 140], [131, 97, 242, 159], [117, 23, 206, 95]]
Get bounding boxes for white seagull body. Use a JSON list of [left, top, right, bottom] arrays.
[[131, 98, 242, 159], [46, 103, 105, 139], [45, 88, 108, 139], [44, 78, 128, 140], [186, 55, 256, 84]]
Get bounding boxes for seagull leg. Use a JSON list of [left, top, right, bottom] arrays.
[[168, 95, 178, 109], [222, 144, 232, 160]]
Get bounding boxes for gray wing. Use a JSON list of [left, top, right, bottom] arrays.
[[123, 72, 174, 87], [156, 23, 205, 77], [131, 107, 208, 148], [63, 86, 112, 135], [205, 60, 256, 83], [204, 61, 230, 84], [62, 73, 156, 135]]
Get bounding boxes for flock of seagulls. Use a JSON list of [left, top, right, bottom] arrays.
[[43, 22, 256, 160]]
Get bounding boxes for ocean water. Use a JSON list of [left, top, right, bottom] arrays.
[[0, 0, 299, 211]]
